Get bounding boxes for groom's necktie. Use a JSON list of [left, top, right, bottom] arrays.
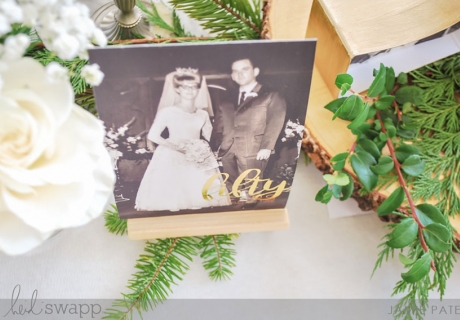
[[238, 91, 246, 106]]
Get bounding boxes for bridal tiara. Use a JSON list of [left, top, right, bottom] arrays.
[[175, 67, 199, 75]]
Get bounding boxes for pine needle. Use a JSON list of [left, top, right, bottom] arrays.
[[170, 0, 262, 39], [198, 234, 237, 281], [104, 205, 128, 236], [103, 238, 198, 320]]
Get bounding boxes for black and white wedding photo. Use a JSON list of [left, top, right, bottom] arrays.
[[90, 40, 316, 218]]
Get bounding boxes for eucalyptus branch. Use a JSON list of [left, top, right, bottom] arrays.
[[317, 62, 456, 319], [376, 110, 435, 271]]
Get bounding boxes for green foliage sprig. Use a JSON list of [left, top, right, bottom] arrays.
[[198, 234, 237, 281], [104, 237, 197, 320], [104, 205, 127, 236], [104, 212, 239, 319], [137, 1, 191, 38], [315, 63, 456, 319], [28, 48, 89, 95], [409, 55, 460, 219], [170, 0, 262, 39]]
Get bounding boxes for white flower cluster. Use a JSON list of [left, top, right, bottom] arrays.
[[0, 0, 106, 85], [281, 120, 305, 142]]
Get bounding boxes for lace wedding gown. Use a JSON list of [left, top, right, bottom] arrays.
[[135, 107, 230, 211]]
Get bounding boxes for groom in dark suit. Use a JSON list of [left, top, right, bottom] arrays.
[[213, 58, 287, 197]]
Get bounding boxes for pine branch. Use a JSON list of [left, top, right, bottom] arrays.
[[198, 234, 237, 281], [28, 47, 89, 95], [104, 238, 198, 320], [104, 205, 128, 236], [371, 228, 395, 277], [136, 1, 191, 37], [75, 91, 97, 115], [170, 0, 261, 39]]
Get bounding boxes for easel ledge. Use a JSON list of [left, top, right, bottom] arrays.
[[127, 208, 289, 240]]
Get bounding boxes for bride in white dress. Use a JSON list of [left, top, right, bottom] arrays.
[[135, 68, 230, 211]]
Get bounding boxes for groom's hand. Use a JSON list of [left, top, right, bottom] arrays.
[[256, 149, 271, 160]]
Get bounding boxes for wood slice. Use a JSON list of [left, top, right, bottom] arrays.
[[302, 66, 460, 244]]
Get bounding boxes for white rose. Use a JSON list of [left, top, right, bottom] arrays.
[[0, 57, 115, 255], [81, 63, 104, 86]]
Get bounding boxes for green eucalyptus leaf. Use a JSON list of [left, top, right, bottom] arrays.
[[315, 185, 332, 203], [331, 152, 348, 162], [322, 191, 333, 203], [401, 252, 432, 283], [395, 144, 420, 163], [368, 63, 387, 97], [383, 117, 395, 127], [351, 122, 371, 136], [387, 125, 397, 138], [395, 86, 424, 105], [399, 253, 415, 266], [385, 67, 396, 93], [350, 151, 378, 191], [397, 72, 408, 85], [323, 172, 350, 186], [367, 104, 377, 120], [347, 103, 369, 130], [387, 218, 418, 248], [335, 172, 350, 186], [423, 223, 451, 253], [397, 126, 417, 139], [375, 95, 395, 110], [374, 121, 381, 131], [379, 132, 387, 142], [340, 172, 354, 200], [335, 74, 353, 90], [332, 184, 342, 199], [358, 138, 381, 160], [333, 160, 346, 171], [334, 95, 364, 121], [322, 174, 336, 185], [325, 97, 347, 114], [370, 156, 394, 175], [416, 204, 447, 227], [402, 155, 425, 176], [340, 83, 351, 96], [377, 186, 405, 216]]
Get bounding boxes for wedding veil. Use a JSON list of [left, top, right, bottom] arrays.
[[156, 69, 214, 117]]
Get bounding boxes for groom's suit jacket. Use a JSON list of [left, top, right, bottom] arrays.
[[214, 83, 287, 158]]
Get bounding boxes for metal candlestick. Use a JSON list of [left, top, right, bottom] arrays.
[[92, 0, 155, 40]]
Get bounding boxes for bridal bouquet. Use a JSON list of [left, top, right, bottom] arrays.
[[180, 139, 218, 170], [0, 0, 115, 255]]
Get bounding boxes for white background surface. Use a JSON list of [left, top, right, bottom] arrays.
[[1, 0, 460, 314], [2, 153, 460, 301]]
